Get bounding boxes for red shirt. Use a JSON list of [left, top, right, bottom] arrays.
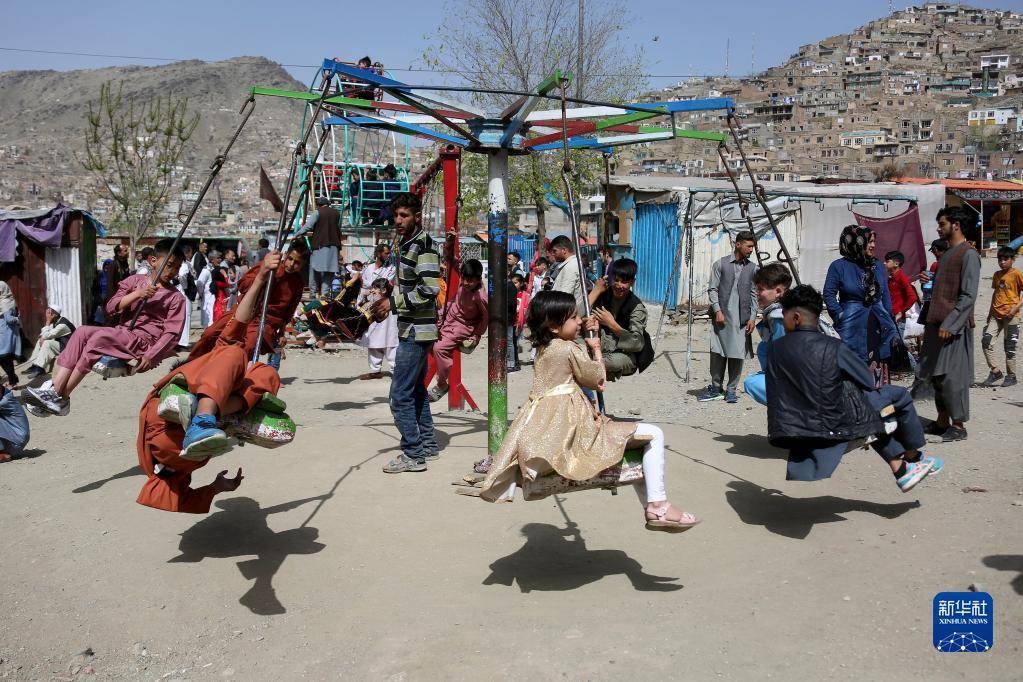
[[888, 269, 918, 318]]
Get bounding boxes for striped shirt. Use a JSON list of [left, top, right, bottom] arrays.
[[395, 228, 441, 340]]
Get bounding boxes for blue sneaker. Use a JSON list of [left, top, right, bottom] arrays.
[[921, 454, 943, 476], [697, 385, 724, 402], [180, 414, 230, 461], [725, 389, 738, 404], [897, 459, 934, 493]]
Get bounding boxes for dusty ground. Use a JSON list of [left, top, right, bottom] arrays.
[[1, 257, 1021, 680]]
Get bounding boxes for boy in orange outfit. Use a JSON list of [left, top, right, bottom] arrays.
[[136, 251, 292, 514]]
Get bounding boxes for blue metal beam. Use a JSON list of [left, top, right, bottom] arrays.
[[628, 97, 735, 113], [322, 115, 469, 147], [322, 59, 412, 91]]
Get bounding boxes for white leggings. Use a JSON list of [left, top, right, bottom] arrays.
[[632, 423, 667, 504], [367, 346, 397, 372]]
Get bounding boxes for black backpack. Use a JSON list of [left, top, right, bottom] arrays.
[[183, 272, 198, 301]]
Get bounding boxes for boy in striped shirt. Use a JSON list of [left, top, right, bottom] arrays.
[[374, 192, 442, 473]]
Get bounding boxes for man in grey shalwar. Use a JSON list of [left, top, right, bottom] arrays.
[[916, 206, 980, 442], [699, 231, 759, 403]]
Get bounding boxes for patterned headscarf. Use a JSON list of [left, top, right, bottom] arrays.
[[839, 224, 879, 304]]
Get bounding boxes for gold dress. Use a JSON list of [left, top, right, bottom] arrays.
[[480, 338, 638, 502]]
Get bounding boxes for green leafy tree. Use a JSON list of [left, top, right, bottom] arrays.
[[79, 81, 199, 254], [424, 0, 645, 244]]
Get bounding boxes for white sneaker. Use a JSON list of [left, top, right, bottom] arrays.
[[24, 385, 70, 416]]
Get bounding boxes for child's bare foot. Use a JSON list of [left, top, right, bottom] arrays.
[[0, 452, 12, 463], [315, 339, 327, 350], [645, 501, 700, 532]]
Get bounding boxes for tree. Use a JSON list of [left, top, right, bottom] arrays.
[[79, 81, 199, 254], [424, 0, 645, 245], [873, 162, 903, 182]]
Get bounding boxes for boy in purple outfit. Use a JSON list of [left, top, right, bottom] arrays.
[[25, 239, 185, 417]]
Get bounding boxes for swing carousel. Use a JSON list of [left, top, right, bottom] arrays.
[[130, 55, 797, 501]]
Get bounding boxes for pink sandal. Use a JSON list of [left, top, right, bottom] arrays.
[[645, 503, 700, 533]]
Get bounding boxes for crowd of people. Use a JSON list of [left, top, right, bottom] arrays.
[[0, 194, 1016, 535]]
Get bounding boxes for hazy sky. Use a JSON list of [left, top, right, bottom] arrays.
[[4, 0, 1023, 90]]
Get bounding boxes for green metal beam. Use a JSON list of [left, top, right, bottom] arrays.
[[595, 109, 663, 130], [536, 69, 568, 96], [250, 86, 375, 110]]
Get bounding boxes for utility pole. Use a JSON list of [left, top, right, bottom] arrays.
[[576, 0, 584, 100], [725, 38, 730, 78]]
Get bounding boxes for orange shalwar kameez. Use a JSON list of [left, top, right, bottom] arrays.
[[136, 317, 281, 514]]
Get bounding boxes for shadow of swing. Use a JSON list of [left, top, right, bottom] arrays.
[[168, 496, 326, 615], [724, 480, 921, 540], [483, 522, 684, 593], [982, 555, 1023, 596], [72, 465, 142, 493]]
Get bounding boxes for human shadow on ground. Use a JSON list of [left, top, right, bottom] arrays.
[[72, 465, 141, 493], [655, 350, 684, 381], [360, 412, 488, 452], [168, 496, 326, 615], [321, 396, 389, 411], [724, 480, 920, 540], [712, 433, 787, 460], [982, 555, 1023, 595], [13, 448, 46, 460], [483, 522, 683, 593], [279, 376, 297, 386], [304, 375, 361, 386]]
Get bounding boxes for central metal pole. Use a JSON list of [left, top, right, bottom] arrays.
[[487, 150, 510, 455]]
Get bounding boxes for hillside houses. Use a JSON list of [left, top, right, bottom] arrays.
[[625, 3, 1023, 183]]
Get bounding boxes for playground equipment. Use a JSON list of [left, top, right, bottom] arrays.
[[251, 58, 744, 459]]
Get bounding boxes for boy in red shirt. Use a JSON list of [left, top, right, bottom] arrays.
[[884, 250, 919, 322], [981, 246, 1023, 387]]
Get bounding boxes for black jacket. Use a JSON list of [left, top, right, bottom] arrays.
[[766, 327, 882, 445]]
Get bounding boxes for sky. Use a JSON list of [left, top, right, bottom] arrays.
[[4, 0, 1023, 91]]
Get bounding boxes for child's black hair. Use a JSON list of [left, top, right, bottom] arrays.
[[535, 256, 549, 267], [151, 239, 185, 261], [287, 240, 310, 259], [611, 257, 638, 282], [752, 262, 792, 289], [884, 250, 905, 266], [258, 238, 270, 248], [997, 246, 1017, 260], [780, 284, 824, 318], [930, 238, 949, 254], [371, 277, 390, 293], [390, 191, 422, 213], [460, 258, 483, 280], [352, 260, 363, 268], [527, 291, 578, 349]]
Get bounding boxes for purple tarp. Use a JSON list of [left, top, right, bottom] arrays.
[[0, 204, 72, 262]]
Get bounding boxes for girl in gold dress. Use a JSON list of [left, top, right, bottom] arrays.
[[481, 291, 699, 532]]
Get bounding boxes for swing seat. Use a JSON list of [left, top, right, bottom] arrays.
[[222, 399, 296, 448], [92, 355, 130, 379], [521, 448, 645, 501]]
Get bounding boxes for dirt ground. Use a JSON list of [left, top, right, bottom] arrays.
[[1, 257, 1021, 681]]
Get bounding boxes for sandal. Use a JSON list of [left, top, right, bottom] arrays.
[[473, 456, 492, 474], [428, 384, 449, 402], [645, 503, 700, 533]]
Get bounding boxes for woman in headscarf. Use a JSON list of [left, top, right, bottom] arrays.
[[823, 225, 898, 387], [0, 281, 22, 387]]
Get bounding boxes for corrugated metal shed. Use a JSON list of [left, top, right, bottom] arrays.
[[631, 203, 683, 304]]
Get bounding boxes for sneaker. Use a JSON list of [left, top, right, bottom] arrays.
[[1003, 374, 1018, 388], [382, 454, 427, 473], [23, 385, 69, 416], [981, 370, 1004, 387], [697, 385, 724, 402], [922, 454, 944, 475], [157, 382, 197, 429], [725, 389, 738, 404], [180, 414, 231, 461], [940, 426, 968, 442], [897, 459, 934, 492]]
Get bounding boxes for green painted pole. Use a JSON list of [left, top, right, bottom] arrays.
[[487, 149, 510, 455]]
